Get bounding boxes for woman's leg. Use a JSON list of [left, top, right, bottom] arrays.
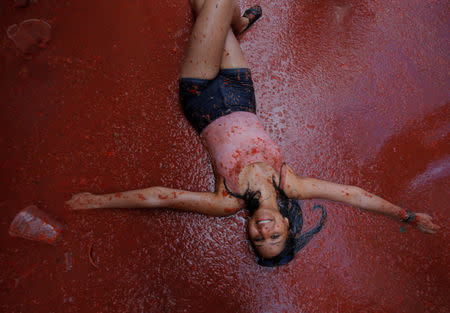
[[180, 0, 249, 79], [220, 29, 248, 69], [190, 0, 249, 70]]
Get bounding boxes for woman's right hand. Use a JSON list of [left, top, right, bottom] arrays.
[[412, 213, 440, 234]]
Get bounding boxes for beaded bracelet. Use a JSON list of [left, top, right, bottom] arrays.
[[401, 209, 416, 224]]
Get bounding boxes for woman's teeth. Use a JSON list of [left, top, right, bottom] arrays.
[[257, 219, 272, 225]]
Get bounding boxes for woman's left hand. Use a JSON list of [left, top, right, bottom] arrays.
[[66, 192, 98, 210]]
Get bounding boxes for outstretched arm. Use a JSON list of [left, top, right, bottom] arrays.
[[282, 165, 440, 233], [66, 178, 242, 217]]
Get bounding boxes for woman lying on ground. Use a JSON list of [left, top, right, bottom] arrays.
[[67, 0, 439, 267]]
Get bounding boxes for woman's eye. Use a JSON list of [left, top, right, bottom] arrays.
[[271, 234, 280, 239], [254, 237, 263, 242]]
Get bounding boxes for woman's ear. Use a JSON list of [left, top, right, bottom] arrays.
[[284, 217, 289, 227]]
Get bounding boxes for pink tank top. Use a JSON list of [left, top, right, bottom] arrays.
[[201, 112, 283, 194]]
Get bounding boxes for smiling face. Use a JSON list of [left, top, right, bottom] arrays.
[[248, 208, 290, 258]]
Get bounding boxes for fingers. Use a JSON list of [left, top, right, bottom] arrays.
[[413, 212, 440, 234], [430, 222, 441, 233], [66, 192, 95, 210], [418, 221, 440, 234], [425, 216, 440, 233], [65, 200, 74, 210], [419, 225, 435, 234], [65, 199, 82, 210]]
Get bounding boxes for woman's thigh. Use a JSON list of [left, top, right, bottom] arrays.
[[180, 0, 237, 80], [220, 29, 248, 70]]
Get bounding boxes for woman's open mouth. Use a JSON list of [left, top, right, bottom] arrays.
[[256, 219, 273, 225]]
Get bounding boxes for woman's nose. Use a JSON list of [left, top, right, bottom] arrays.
[[259, 223, 273, 234]]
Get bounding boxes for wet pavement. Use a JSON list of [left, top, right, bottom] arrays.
[[0, 0, 449, 312]]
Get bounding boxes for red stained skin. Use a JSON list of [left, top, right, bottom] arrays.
[[158, 195, 169, 200], [137, 193, 145, 200], [0, 0, 448, 312], [224, 208, 235, 213]]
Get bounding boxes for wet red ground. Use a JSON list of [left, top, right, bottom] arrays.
[[1, 0, 449, 312]]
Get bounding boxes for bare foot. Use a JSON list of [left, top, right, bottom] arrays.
[[66, 192, 99, 210], [234, 17, 250, 34], [236, 5, 262, 34]]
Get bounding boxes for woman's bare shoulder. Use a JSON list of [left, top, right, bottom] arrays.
[[279, 163, 310, 199]]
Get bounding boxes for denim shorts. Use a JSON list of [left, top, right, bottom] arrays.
[[179, 68, 256, 133]]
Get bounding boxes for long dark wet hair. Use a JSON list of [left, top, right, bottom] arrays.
[[224, 163, 327, 267]]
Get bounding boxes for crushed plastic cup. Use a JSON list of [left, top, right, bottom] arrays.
[[9, 205, 64, 245], [6, 19, 51, 58]]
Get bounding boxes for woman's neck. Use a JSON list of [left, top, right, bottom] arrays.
[[241, 163, 279, 210]]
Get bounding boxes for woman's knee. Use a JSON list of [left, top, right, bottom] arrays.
[[204, 0, 236, 12]]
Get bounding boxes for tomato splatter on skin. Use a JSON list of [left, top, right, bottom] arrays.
[[363, 192, 373, 198], [251, 148, 257, 155], [137, 193, 145, 200], [224, 208, 236, 213], [172, 192, 177, 198], [400, 209, 408, 220], [222, 190, 228, 197], [114, 193, 122, 198], [158, 195, 169, 200]]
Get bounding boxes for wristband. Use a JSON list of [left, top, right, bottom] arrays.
[[401, 209, 416, 224]]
